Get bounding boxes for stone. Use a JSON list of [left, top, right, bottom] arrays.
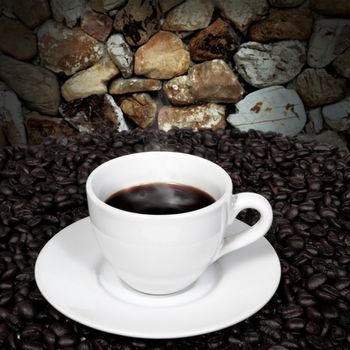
[[120, 93, 157, 128], [322, 96, 350, 132], [159, 0, 184, 13], [113, 0, 161, 46], [308, 108, 323, 134], [110, 78, 161, 94], [0, 16, 37, 60], [269, 0, 305, 7], [163, 76, 196, 106], [248, 9, 313, 41], [0, 54, 60, 115], [158, 103, 226, 131], [214, 0, 269, 32], [50, 0, 87, 28], [81, 9, 113, 42], [333, 48, 350, 79], [135, 31, 190, 80], [25, 111, 76, 144], [309, 0, 350, 18], [60, 94, 127, 133], [162, 0, 214, 32], [188, 59, 243, 103], [61, 56, 119, 102], [298, 131, 348, 151], [91, 0, 126, 12], [107, 34, 133, 78], [234, 40, 306, 88], [295, 68, 347, 108], [189, 18, 239, 61], [37, 20, 104, 76], [227, 86, 306, 137], [308, 18, 350, 68], [12, 0, 51, 28], [0, 82, 27, 145]]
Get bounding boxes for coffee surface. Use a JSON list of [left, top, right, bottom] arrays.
[[105, 183, 215, 214]]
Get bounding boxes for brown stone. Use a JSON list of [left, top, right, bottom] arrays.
[[158, 103, 226, 131], [110, 78, 162, 94], [0, 16, 37, 60], [248, 9, 313, 42], [310, 0, 350, 18], [189, 18, 238, 62], [12, 0, 51, 28], [159, 0, 184, 13], [37, 20, 104, 76], [81, 10, 113, 42], [333, 48, 350, 79], [188, 60, 243, 103], [113, 0, 161, 46], [0, 54, 60, 115], [135, 31, 190, 80], [25, 112, 76, 144], [120, 93, 157, 128], [163, 76, 196, 106], [59, 94, 127, 133], [295, 68, 347, 108]]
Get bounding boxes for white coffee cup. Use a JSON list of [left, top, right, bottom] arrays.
[[86, 152, 273, 295]]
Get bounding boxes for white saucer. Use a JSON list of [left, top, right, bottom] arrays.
[[35, 217, 281, 339]]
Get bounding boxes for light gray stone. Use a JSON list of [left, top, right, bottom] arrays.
[[107, 34, 133, 78], [322, 96, 350, 132], [308, 18, 350, 68], [227, 86, 306, 136], [298, 131, 348, 151], [269, 0, 305, 7], [50, 0, 88, 28], [91, 0, 126, 12], [307, 108, 323, 134], [0, 82, 27, 144], [234, 40, 306, 88]]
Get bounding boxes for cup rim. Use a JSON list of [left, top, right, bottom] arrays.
[[86, 151, 233, 219]]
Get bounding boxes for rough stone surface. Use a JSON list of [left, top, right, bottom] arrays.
[[333, 48, 350, 79], [0, 82, 27, 145], [163, 76, 196, 106], [60, 94, 127, 133], [307, 108, 323, 134], [159, 0, 184, 13], [189, 18, 239, 61], [37, 20, 104, 76], [234, 40, 306, 88], [308, 18, 350, 68], [309, 0, 350, 18], [322, 96, 350, 132], [50, 0, 87, 28], [162, 0, 214, 32], [110, 78, 161, 94], [248, 9, 313, 41], [0, 54, 60, 115], [107, 34, 133, 78], [187, 59, 243, 103], [269, 0, 305, 7], [295, 68, 347, 108], [113, 0, 161, 46], [0, 16, 37, 60], [134, 31, 190, 80], [81, 9, 113, 42], [91, 0, 126, 12], [120, 93, 157, 128], [25, 111, 76, 144], [12, 0, 51, 28], [227, 86, 306, 136], [158, 103, 226, 131], [214, 0, 269, 32], [298, 131, 348, 151], [61, 57, 119, 102]]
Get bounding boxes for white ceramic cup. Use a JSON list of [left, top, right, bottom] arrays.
[[86, 151, 273, 295]]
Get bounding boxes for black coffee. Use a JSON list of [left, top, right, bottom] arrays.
[[105, 183, 215, 215]]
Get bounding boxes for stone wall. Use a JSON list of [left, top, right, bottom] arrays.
[[0, 0, 349, 151]]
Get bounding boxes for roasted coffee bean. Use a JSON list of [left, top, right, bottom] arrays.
[[280, 305, 303, 319], [305, 321, 321, 335], [284, 318, 305, 330], [307, 273, 327, 290]]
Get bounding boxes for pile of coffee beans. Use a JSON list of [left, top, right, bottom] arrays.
[[0, 128, 349, 350]]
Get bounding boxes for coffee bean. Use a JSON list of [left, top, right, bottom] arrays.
[[280, 305, 303, 319], [284, 318, 305, 330], [307, 273, 327, 290]]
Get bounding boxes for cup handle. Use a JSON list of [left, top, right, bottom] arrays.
[[213, 192, 273, 263]]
